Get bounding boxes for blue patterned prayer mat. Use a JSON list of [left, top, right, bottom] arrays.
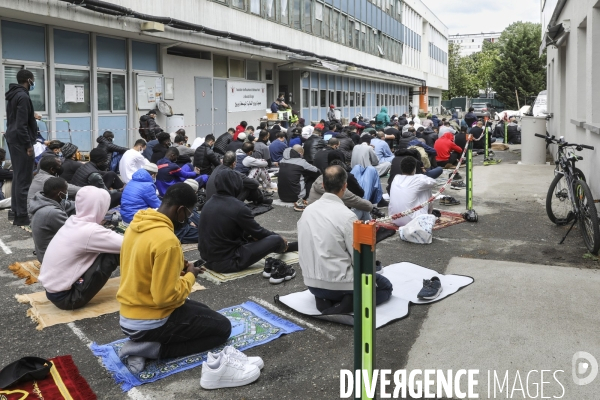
[[91, 301, 303, 391]]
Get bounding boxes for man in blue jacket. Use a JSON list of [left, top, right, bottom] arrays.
[[120, 164, 161, 224], [156, 148, 206, 197]]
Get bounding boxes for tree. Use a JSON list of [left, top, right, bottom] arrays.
[[444, 42, 479, 100], [471, 41, 500, 97], [490, 22, 546, 109]]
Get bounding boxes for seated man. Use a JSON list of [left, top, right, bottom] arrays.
[[193, 134, 221, 176], [28, 156, 80, 207], [388, 157, 436, 227], [350, 136, 391, 177], [298, 165, 393, 314], [59, 143, 83, 183], [205, 151, 271, 205], [96, 131, 128, 171], [313, 138, 344, 174], [235, 142, 272, 191], [371, 131, 395, 164], [226, 132, 246, 153], [120, 164, 161, 225], [39, 186, 122, 310], [0, 148, 13, 210], [71, 148, 123, 208], [174, 179, 202, 244], [213, 128, 234, 156], [434, 132, 464, 168], [173, 134, 195, 159], [269, 131, 288, 165], [119, 139, 149, 184], [278, 145, 321, 211], [198, 168, 289, 274], [29, 177, 76, 263], [156, 147, 206, 197], [150, 132, 172, 164], [117, 183, 232, 373], [252, 130, 272, 168]]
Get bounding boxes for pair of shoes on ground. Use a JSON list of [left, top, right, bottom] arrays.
[[448, 172, 463, 181], [439, 196, 460, 206], [294, 199, 307, 212], [417, 276, 443, 300], [450, 180, 466, 190], [201, 346, 264, 389], [377, 198, 389, 208], [263, 258, 296, 284]]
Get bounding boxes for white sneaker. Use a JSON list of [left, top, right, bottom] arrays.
[[200, 354, 260, 389], [207, 346, 264, 369], [270, 182, 278, 189]]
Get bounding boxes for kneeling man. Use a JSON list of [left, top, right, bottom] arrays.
[[298, 165, 393, 314]]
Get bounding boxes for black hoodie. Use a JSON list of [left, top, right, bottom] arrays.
[[198, 168, 275, 264], [5, 84, 37, 147]]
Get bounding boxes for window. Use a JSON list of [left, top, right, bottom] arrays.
[[362, 93, 366, 107], [336, 90, 342, 107], [354, 22, 360, 49], [97, 72, 126, 112], [213, 55, 228, 78], [232, 0, 245, 9], [265, 69, 273, 80], [329, 91, 335, 106], [349, 92, 355, 107], [340, 14, 347, 45], [304, 0, 312, 33], [292, 0, 301, 29], [320, 90, 326, 107], [311, 90, 318, 107], [323, 6, 330, 39], [55, 68, 90, 113], [4, 66, 46, 111], [332, 11, 339, 42], [348, 19, 354, 46], [343, 91, 348, 107], [281, 0, 289, 24], [302, 88, 309, 107], [250, 0, 260, 14], [230, 59, 245, 78], [361, 25, 366, 50], [376, 94, 380, 107], [246, 60, 261, 81], [314, 2, 322, 36], [266, 0, 275, 19]]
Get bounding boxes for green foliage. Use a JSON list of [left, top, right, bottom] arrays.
[[444, 42, 479, 100]]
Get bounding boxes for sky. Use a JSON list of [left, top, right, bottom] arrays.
[[422, 0, 541, 35]]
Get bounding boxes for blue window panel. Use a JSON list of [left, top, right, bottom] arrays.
[[361, 1, 367, 24], [355, 0, 361, 20], [54, 29, 89, 66], [310, 72, 318, 88], [366, 80, 371, 92], [367, 3, 372, 27], [97, 36, 126, 70], [2, 21, 45, 62], [348, 0, 355, 18], [349, 107, 355, 118], [132, 41, 158, 72], [99, 115, 128, 147], [328, 75, 334, 89], [343, 77, 348, 90], [324, 0, 333, 4], [311, 108, 318, 122], [333, 0, 341, 10], [302, 75, 309, 88], [349, 78, 354, 91], [341, 0, 348, 12], [336, 75, 342, 87], [320, 108, 327, 120], [56, 117, 91, 151], [319, 73, 327, 88], [302, 108, 310, 120]]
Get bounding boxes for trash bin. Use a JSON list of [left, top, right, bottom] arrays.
[[520, 115, 547, 165]]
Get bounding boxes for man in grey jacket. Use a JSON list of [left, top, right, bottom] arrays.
[[298, 165, 393, 314], [28, 156, 80, 209], [350, 136, 391, 177], [29, 177, 76, 263]]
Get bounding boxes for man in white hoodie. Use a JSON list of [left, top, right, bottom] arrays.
[[39, 186, 123, 310]]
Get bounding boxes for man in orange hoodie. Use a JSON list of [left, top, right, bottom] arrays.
[[434, 132, 463, 169]]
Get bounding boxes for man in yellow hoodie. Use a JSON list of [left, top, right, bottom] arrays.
[[117, 183, 231, 372]]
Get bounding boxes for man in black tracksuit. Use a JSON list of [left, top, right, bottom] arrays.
[[4, 69, 38, 226]]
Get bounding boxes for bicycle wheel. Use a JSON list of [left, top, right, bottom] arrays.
[[573, 179, 600, 255], [546, 172, 575, 225], [573, 167, 586, 182]]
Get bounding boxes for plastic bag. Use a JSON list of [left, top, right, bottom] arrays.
[[398, 214, 437, 244]]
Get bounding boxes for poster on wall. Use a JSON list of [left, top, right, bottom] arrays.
[[227, 81, 267, 113]]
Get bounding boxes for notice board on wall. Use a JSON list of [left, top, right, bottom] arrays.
[[136, 74, 163, 110]]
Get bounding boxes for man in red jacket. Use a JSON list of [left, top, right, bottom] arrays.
[[233, 121, 247, 141], [434, 133, 463, 168]]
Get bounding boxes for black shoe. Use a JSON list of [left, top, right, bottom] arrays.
[[451, 180, 466, 190], [262, 190, 274, 197], [377, 198, 389, 208], [371, 207, 385, 219], [417, 276, 443, 300], [375, 260, 382, 272], [13, 215, 31, 226], [269, 261, 296, 284], [431, 209, 442, 218], [8, 210, 15, 221], [321, 294, 354, 315], [450, 172, 463, 181], [441, 196, 461, 206], [263, 257, 276, 278], [314, 297, 334, 313], [262, 198, 273, 205]]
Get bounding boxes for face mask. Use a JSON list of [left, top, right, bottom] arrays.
[[59, 191, 68, 202], [1, 161, 5, 168], [28, 79, 35, 91], [153, 177, 156, 183]]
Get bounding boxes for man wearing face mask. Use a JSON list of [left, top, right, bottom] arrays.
[[96, 131, 129, 171], [70, 148, 124, 208], [5, 69, 39, 226], [119, 139, 149, 184], [28, 156, 80, 208], [29, 177, 76, 263], [59, 143, 83, 183]]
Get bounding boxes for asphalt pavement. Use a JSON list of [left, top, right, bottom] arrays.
[[1, 146, 598, 399]]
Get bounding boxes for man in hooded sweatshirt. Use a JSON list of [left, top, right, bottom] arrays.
[[434, 132, 464, 168], [28, 156, 80, 208], [278, 145, 321, 210], [5, 69, 39, 226], [375, 107, 391, 131], [39, 186, 122, 310], [198, 168, 288, 273], [120, 164, 161, 225], [29, 177, 76, 263]]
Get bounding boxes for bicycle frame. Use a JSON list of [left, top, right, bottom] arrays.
[[554, 143, 581, 218]]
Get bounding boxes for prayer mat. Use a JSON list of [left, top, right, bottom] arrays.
[[246, 202, 274, 216], [91, 301, 303, 392], [181, 243, 197, 253], [0, 355, 96, 400], [278, 262, 474, 327], [434, 211, 465, 231], [16, 278, 205, 330], [199, 252, 299, 284], [8, 260, 41, 285]]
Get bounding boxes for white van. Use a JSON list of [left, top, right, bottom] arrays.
[[532, 90, 548, 117]]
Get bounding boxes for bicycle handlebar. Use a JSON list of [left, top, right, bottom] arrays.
[[580, 144, 595, 150], [534, 134, 547, 139], [535, 134, 594, 150]]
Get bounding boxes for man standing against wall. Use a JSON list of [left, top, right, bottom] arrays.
[[5, 69, 38, 226]]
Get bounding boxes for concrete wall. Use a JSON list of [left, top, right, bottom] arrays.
[[545, 0, 600, 198]]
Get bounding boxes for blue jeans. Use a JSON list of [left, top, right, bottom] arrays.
[[308, 273, 393, 306], [425, 166, 443, 179]]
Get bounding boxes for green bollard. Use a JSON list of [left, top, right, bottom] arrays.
[[484, 126, 489, 160], [504, 122, 508, 144], [353, 221, 377, 399], [466, 139, 474, 211]]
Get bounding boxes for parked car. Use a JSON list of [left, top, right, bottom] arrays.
[[532, 90, 548, 117], [471, 101, 497, 119], [495, 105, 532, 121]]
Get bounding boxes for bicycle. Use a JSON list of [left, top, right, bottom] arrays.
[[536, 133, 600, 254]]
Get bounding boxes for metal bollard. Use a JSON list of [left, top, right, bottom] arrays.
[[353, 220, 377, 399], [464, 137, 479, 222]]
